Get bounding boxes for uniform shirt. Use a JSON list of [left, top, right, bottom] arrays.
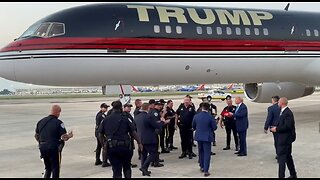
[[197, 103, 217, 117], [35, 115, 67, 146], [220, 105, 237, 125], [133, 107, 141, 117], [123, 111, 136, 130], [98, 111, 135, 141], [165, 106, 176, 124], [176, 103, 196, 128], [95, 111, 106, 137], [106, 108, 113, 117], [149, 108, 163, 134]]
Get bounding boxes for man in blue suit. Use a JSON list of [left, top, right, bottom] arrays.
[[229, 96, 249, 156], [264, 95, 280, 160], [192, 102, 217, 177]]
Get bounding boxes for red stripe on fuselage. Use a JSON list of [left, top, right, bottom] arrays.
[[2, 37, 320, 52]]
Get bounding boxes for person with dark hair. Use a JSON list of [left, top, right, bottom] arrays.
[[95, 103, 111, 167], [192, 102, 217, 177], [165, 100, 178, 150], [98, 101, 143, 178], [133, 99, 142, 116], [264, 95, 281, 160]]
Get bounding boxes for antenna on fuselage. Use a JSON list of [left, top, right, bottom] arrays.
[[284, 3, 290, 11]]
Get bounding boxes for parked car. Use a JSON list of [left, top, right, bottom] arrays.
[[198, 90, 232, 101]]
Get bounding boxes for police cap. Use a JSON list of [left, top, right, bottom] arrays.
[[100, 103, 110, 108], [124, 103, 133, 108], [159, 99, 167, 104], [149, 99, 156, 104]]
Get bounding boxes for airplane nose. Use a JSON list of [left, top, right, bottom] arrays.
[[0, 60, 16, 82]]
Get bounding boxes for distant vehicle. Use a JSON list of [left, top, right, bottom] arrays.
[[177, 86, 198, 92], [198, 90, 232, 101]]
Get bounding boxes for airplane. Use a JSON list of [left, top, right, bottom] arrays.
[[0, 3, 319, 103]]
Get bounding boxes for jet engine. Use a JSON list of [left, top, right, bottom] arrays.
[[244, 82, 315, 103]]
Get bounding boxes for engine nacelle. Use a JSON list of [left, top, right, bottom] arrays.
[[244, 82, 315, 103]]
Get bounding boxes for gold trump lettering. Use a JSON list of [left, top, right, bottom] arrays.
[[127, 5, 273, 26]]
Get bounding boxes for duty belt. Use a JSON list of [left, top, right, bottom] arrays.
[[107, 139, 131, 149]]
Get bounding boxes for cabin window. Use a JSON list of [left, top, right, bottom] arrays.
[[217, 27, 222, 35], [314, 29, 319, 37], [207, 27, 212, 35], [263, 28, 269, 36], [154, 25, 160, 33], [34, 23, 51, 37], [176, 26, 182, 34], [254, 28, 259, 35], [306, 29, 311, 36], [197, 26, 203, 34], [236, 27, 241, 35], [165, 25, 172, 34], [47, 23, 65, 37], [226, 27, 232, 35], [245, 28, 250, 35]]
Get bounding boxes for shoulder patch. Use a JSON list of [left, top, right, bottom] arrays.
[[154, 112, 159, 117], [60, 123, 65, 129]]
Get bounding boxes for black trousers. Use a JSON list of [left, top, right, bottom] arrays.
[[141, 144, 158, 170], [225, 123, 239, 148], [277, 144, 296, 178], [95, 137, 109, 163], [179, 125, 193, 153], [108, 146, 133, 178], [160, 126, 167, 151], [39, 145, 60, 178], [166, 122, 175, 148], [272, 132, 278, 156]]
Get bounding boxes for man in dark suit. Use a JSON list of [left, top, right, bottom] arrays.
[[264, 95, 281, 160], [229, 96, 248, 156], [192, 102, 217, 177], [271, 97, 297, 178], [135, 103, 170, 176]]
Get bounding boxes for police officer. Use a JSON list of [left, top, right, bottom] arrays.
[[122, 103, 138, 168], [219, 97, 239, 151], [158, 99, 170, 153], [98, 101, 142, 178], [176, 95, 197, 159], [34, 105, 73, 178], [165, 100, 178, 150], [95, 103, 111, 167]]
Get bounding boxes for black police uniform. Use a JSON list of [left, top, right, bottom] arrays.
[[133, 107, 141, 117], [122, 111, 136, 159], [221, 105, 239, 150], [165, 106, 176, 149], [176, 103, 196, 158], [35, 115, 67, 178], [149, 108, 164, 165], [98, 110, 136, 178], [95, 110, 109, 165]]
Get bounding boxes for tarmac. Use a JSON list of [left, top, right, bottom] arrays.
[[0, 93, 319, 178]]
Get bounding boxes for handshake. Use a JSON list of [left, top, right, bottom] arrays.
[[61, 130, 73, 141]]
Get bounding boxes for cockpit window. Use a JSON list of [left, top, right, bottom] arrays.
[[18, 22, 65, 39]]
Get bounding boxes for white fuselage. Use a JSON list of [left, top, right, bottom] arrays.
[[0, 49, 319, 86]]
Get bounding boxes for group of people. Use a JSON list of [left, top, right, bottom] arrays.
[[34, 94, 297, 178]]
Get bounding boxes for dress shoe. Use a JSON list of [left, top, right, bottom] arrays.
[[131, 163, 137, 168], [139, 168, 151, 176], [95, 160, 102, 166], [159, 159, 164, 162], [170, 146, 178, 150], [191, 152, 197, 157], [237, 153, 247, 156], [204, 172, 211, 177], [211, 152, 216, 156], [287, 174, 297, 178], [161, 149, 170, 153], [179, 152, 187, 159], [153, 163, 164, 167], [234, 151, 240, 154], [101, 162, 111, 167], [223, 147, 230, 150]]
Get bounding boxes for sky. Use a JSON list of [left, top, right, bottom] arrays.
[[1, 2, 320, 90]]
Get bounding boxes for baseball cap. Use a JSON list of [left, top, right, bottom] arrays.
[[124, 103, 133, 108], [159, 99, 167, 104], [149, 99, 156, 104], [100, 103, 110, 108]]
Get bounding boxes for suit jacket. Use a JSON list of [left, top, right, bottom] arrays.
[[192, 111, 217, 142], [277, 107, 296, 146], [234, 103, 249, 132], [264, 103, 281, 130], [134, 111, 164, 145]]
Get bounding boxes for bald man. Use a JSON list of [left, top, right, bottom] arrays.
[[35, 105, 73, 178], [270, 97, 297, 178], [229, 97, 249, 156]]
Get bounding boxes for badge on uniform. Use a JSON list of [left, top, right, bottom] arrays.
[[154, 112, 158, 117], [189, 108, 192, 111], [60, 123, 65, 129]]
